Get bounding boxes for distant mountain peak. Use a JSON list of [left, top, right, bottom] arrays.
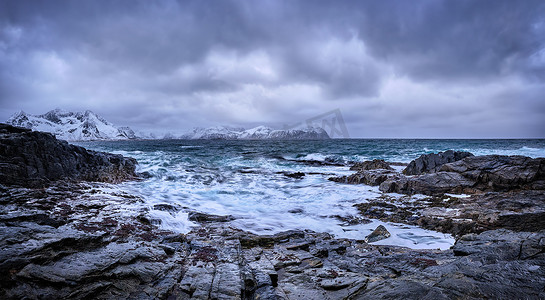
[[8, 110, 28, 121], [6, 109, 137, 141], [180, 125, 330, 140]]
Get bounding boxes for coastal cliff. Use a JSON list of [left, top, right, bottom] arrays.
[[0, 123, 137, 187]]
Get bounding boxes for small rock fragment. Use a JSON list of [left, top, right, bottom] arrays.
[[365, 225, 391, 243]]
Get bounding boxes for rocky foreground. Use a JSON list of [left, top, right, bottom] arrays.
[[1, 126, 544, 299], [1, 183, 544, 300]]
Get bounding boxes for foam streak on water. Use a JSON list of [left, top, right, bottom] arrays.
[[74, 139, 545, 250]]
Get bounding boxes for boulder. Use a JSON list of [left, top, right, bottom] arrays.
[[0, 123, 137, 187], [440, 155, 545, 191], [281, 171, 306, 179], [403, 150, 473, 175], [350, 159, 393, 171], [379, 172, 476, 195], [365, 225, 391, 243], [329, 169, 395, 185]]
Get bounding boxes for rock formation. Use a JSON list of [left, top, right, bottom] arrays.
[[331, 152, 545, 195], [0, 123, 137, 187], [364, 225, 391, 242], [440, 154, 545, 191], [350, 159, 393, 171], [1, 183, 543, 299], [403, 150, 473, 175]]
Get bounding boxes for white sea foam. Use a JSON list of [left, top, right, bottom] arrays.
[[147, 209, 196, 233], [445, 193, 471, 198], [119, 162, 455, 250], [299, 153, 328, 161], [83, 139, 544, 251], [391, 165, 405, 172]]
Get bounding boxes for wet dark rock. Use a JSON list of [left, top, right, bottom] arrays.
[[285, 239, 314, 251], [336, 152, 545, 196], [334, 215, 373, 226], [365, 225, 391, 243], [419, 190, 545, 235], [329, 169, 395, 186], [396, 153, 544, 195], [350, 159, 393, 171], [152, 203, 179, 212], [187, 211, 235, 222], [355, 200, 411, 223], [0, 123, 137, 187], [0, 213, 66, 228], [389, 162, 408, 166], [440, 154, 545, 191], [238, 230, 306, 248], [379, 171, 476, 195], [279, 171, 305, 179], [139, 171, 153, 178], [403, 150, 473, 175], [361, 280, 449, 300]]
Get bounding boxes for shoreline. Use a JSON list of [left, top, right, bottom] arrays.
[[2, 181, 543, 299], [1, 124, 544, 299]]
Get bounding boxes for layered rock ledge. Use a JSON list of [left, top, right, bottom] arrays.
[[1, 183, 544, 299], [330, 151, 545, 195], [0, 123, 137, 187], [330, 151, 545, 237]]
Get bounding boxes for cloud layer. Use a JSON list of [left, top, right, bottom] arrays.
[[1, 0, 544, 137]]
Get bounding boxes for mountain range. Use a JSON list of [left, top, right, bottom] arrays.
[[7, 109, 137, 141], [179, 125, 329, 140], [6, 109, 330, 141]]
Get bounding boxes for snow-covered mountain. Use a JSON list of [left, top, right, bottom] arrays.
[[6, 109, 138, 141], [179, 125, 330, 140], [6, 109, 330, 140]]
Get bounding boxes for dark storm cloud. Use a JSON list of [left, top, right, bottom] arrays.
[[355, 0, 545, 81], [0, 0, 544, 137]]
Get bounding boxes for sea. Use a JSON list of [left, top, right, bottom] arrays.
[[75, 139, 545, 250]]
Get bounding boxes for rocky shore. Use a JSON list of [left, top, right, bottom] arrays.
[[330, 150, 545, 195], [330, 151, 545, 238], [0, 124, 138, 187], [1, 182, 544, 299], [1, 126, 544, 299]]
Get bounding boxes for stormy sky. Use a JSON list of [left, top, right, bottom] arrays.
[[1, 0, 544, 138]]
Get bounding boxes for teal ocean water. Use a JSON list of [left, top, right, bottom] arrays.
[[76, 139, 545, 250], [79, 139, 545, 164]]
